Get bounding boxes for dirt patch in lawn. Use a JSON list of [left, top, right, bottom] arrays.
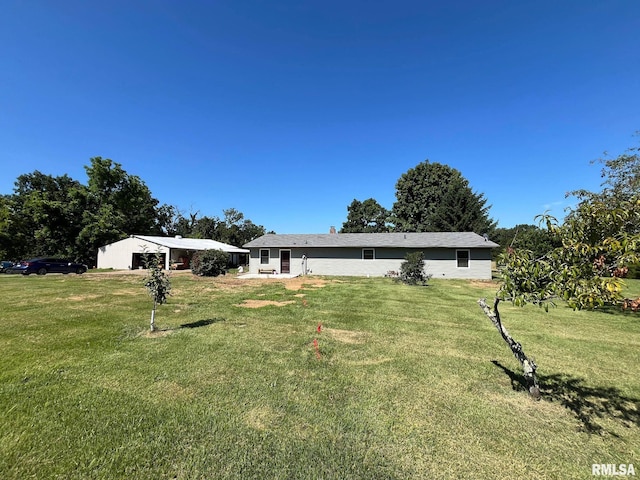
[[283, 277, 339, 291], [346, 357, 393, 366], [64, 294, 101, 301], [468, 279, 497, 289], [111, 288, 142, 296], [194, 275, 266, 293], [139, 329, 174, 338], [325, 328, 368, 344], [245, 406, 282, 431], [237, 299, 296, 308], [154, 379, 195, 400]]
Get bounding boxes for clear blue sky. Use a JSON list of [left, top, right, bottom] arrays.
[[1, 1, 638, 234]]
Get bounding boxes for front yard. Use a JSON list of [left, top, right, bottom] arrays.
[[1, 273, 638, 479]]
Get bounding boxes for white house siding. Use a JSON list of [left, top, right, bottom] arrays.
[[97, 237, 171, 270], [251, 247, 281, 274], [248, 247, 493, 279]]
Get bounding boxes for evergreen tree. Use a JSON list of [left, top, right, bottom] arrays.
[[430, 175, 496, 234], [392, 160, 495, 234]]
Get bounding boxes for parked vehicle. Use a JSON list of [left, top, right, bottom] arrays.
[[0, 261, 15, 273], [12, 258, 88, 275]]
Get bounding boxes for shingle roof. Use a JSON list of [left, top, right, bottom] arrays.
[[243, 232, 499, 249], [134, 235, 249, 253]]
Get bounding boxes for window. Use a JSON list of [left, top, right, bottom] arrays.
[[362, 248, 375, 260], [260, 249, 269, 264], [456, 250, 469, 268]]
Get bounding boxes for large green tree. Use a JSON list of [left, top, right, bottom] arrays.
[[4, 172, 87, 261], [340, 198, 390, 233], [430, 175, 496, 233], [0, 195, 14, 259], [77, 157, 162, 264], [219, 208, 266, 247], [0, 158, 268, 265], [392, 160, 495, 234]]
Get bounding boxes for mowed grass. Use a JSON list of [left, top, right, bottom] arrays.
[[0, 272, 639, 479]]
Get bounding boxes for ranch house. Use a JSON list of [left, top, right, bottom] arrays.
[[243, 232, 498, 279]]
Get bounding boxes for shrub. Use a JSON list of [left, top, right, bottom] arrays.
[[191, 249, 229, 277], [399, 251, 432, 285]]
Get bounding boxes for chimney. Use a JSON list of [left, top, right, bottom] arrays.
[[329, 226, 337, 234]]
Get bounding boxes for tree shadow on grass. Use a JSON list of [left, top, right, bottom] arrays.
[[491, 360, 640, 435], [590, 304, 639, 316], [180, 317, 226, 329]]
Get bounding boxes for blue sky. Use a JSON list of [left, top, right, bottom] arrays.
[[1, 1, 638, 234]]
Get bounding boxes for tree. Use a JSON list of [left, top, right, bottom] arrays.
[[491, 224, 560, 259], [223, 207, 244, 227], [392, 160, 495, 235], [1, 159, 269, 265], [143, 251, 171, 332], [165, 208, 266, 247], [340, 198, 390, 233], [596, 137, 640, 198], [0, 195, 11, 259], [218, 208, 265, 247], [430, 175, 496, 233], [570, 140, 639, 232], [480, 141, 640, 398], [155, 204, 182, 236], [191, 249, 229, 277], [78, 157, 162, 265], [193, 216, 221, 239], [234, 219, 266, 247], [5, 171, 88, 261]]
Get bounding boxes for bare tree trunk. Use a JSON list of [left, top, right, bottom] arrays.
[[478, 298, 541, 399], [150, 300, 157, 332]]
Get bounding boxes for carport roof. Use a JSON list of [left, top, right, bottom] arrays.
[[244, 232, 499, 249], [134, 235, 249, 253]]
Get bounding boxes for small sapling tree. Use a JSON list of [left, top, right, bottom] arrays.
[[143, 252, 171, 332], [191, 249, 229, 277], [399, 251, 432, 285]]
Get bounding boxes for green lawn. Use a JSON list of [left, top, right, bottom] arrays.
[[1, 272, 638, 479]]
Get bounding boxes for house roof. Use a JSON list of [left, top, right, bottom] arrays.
[[244, 232, 499, 249], [134, 235, 249, 253]]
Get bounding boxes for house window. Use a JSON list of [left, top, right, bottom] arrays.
[[362, 248, 375, 260], [456, 250, 470, 268], [260, 249, 269, 264]]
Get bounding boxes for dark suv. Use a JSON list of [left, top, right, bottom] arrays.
[[0, 261, 15, 273], [13, 258, 88, 275]]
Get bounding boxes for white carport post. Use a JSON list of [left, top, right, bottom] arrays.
[[164, 248, 172, 270]]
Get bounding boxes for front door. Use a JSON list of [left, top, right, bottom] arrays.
[[280, 250, 291, 274]]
